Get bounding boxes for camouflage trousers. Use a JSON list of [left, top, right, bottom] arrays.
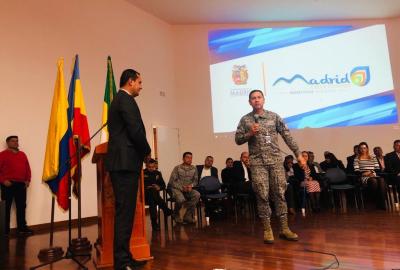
[[250, 163, 287, 221], [170, 188, 200, 218]]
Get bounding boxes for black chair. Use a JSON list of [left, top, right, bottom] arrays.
[[325, 168, 360, 212], [198, 176, 228, 220], [377, 172, 398, 211]]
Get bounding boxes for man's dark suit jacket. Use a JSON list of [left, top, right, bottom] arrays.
[[346, 154, 356, 173], [221, 167, 234, 185], [143, 169, 166, 189], [105, 90, 151, 172], [384, 151, 400, 176], [232, 161, 251, 183], [196, 165, 218, 180]]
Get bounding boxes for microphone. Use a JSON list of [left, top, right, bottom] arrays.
[[254, 114, 259, 123]]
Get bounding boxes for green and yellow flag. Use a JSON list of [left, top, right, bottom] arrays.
[[100, 56, 117, 143]]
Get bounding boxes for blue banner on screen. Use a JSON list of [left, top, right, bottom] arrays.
[[208, 25, 397, 133]]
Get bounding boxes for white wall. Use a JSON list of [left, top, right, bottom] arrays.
[[0, 0, 179, 227]]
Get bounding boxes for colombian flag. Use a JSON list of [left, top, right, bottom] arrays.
[[42, 58, 71, 210], [99, 56, 117, 143], [68, 55, 90, 195]]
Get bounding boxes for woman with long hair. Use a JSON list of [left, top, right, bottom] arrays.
[[354, 142, 386, 209]]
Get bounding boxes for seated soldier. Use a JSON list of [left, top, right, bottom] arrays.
[[168, 152, 200, 224]]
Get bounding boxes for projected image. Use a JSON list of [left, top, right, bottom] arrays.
[[208, 25, 397, 133]]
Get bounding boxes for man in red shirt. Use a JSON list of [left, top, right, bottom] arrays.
[[0, 136, 33, 236]]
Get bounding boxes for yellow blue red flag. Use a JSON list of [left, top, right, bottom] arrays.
[[42, 58, 71, 210], [68, 55, 90, 195]]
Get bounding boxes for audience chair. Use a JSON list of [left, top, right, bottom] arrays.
[[198, 176, 228, 221], [378, 172, 399, 211], [326, 168, 360, 212], [233, 192, 256, 223]]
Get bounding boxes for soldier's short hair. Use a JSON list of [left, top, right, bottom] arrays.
[[183, 152, 192, 158], [248, 89, 264, 100]]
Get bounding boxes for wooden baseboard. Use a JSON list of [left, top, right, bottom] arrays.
[[9, 216, 98, 235]]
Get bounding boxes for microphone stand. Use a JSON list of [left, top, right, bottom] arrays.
[[30, 123, 107, 270], [70, 122, 107, 255]]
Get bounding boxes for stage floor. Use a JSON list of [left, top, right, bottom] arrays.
[[2, 210, 400, 270]]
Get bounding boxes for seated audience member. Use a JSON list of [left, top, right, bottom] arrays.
[[384, 140, 400, 198], [346, 145, 359, 174], [168, 152, 200, 224], [354, 142, 386, 209], [308, 151, 323, 173], [144, 159, 172, 231], [221, 157, 234, 193], [373, 146, 385, 171], [294, 151, 321, 212], [319, 151, 331, 172], [284, 155, 295, 178], [197, 155, 218, 180], [283, 155, 297, 214], [232, 152, 253, 195], [321, 152, 346, 171]]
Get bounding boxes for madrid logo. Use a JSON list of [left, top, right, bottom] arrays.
[[272, 66, 370, 87]]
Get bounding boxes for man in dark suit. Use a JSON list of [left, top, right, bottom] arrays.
[[232, 152, 252, 195], [346, 145, 359, 174], [105, 69, 151, 270], [221, 157, 234, 194], [196, 156, 218, 181], [384, 140, 400, 202]]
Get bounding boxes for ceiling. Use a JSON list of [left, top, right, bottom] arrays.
[[127, 0, 400, 25]]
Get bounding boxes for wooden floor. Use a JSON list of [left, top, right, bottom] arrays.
[[2, 209, 400, 270]]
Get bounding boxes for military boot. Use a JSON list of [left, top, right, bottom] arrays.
[[262, 219, 274, 244], [279, 214, 298, 241]]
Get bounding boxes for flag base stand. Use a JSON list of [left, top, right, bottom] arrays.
[[70, 237, 92, 254], [38, 246, 64, 262]]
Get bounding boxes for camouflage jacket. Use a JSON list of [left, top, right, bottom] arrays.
[[235, 110, 300, 165], [168, 164, 199, 191]]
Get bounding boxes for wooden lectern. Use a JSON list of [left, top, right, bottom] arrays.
[[92, 143, 152, 269]]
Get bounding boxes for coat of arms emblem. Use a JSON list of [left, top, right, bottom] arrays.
[[232, 65, 248, 85]]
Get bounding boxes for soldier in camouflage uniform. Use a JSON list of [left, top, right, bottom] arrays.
[[235, 89, 304, 244], [168, 152, 200, 224]]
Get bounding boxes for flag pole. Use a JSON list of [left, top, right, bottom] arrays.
[[37, 197, 64, 262], [70, 137, 92, 254]]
